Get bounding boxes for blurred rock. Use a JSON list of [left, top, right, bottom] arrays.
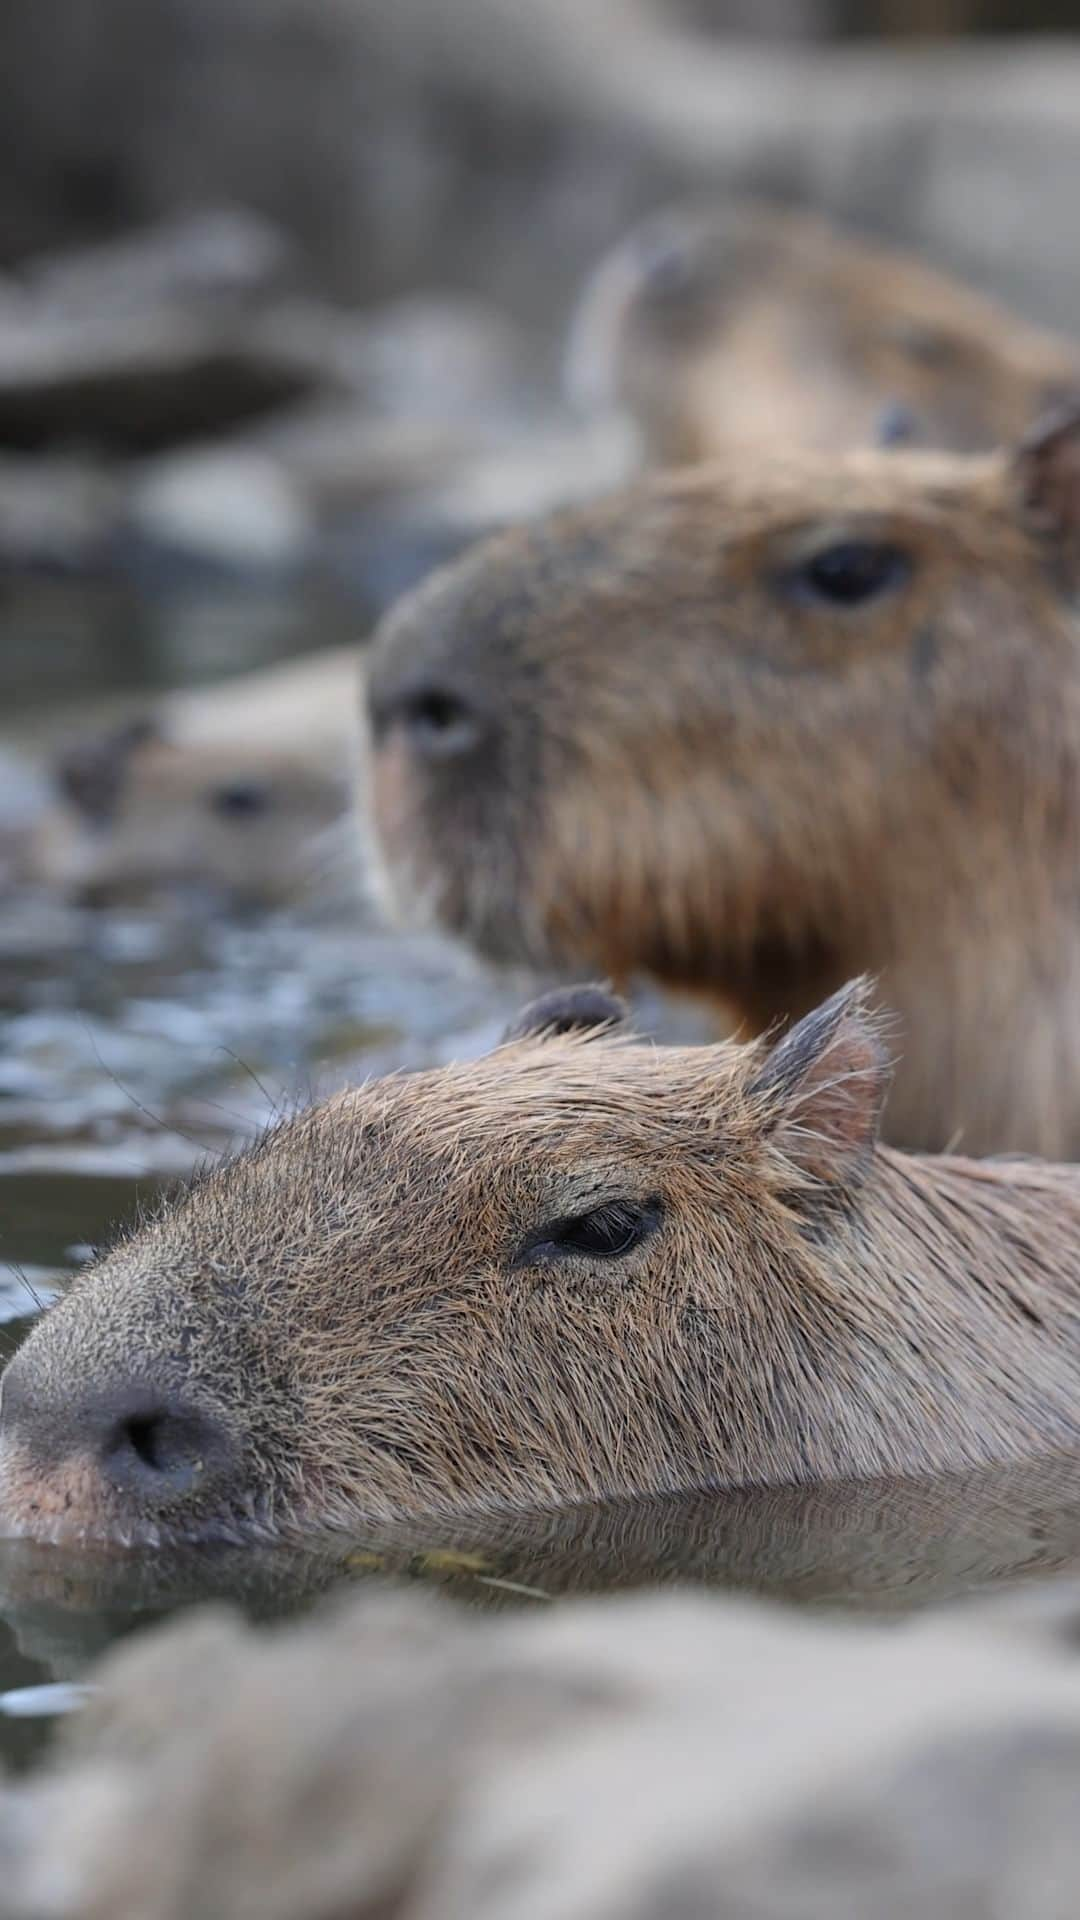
[[0, 306, 320, 453], [15, 207, 295, 318], [123, 447, 313, 579], [255, 294, 542, 425], [318, 414, 637, 611], [6, 1583, 1080, 1916], [6, 2, 1080, 339], [0, 457, 119, 573]]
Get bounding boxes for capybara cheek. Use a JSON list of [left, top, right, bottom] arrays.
[[0, 1441, 118, 1546]]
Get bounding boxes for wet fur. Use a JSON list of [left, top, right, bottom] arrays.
[[6, 986, 1080, 1545]]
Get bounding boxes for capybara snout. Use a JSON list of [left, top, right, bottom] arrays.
[[7, 980, 1080, 1547], [0, 1357, 237, 1539]]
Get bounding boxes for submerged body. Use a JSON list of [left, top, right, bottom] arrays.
[[3, 983, 1080, 1548], [365, 411, 1080, 1158]]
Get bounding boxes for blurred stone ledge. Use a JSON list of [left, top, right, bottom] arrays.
[[3, 1577, 1080, 1916]]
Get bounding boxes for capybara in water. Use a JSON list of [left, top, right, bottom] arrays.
[[21, 644, 358, 906], [5, 980, 1080, 1547], [364, 407, 1080, 1158], [567, 201, 1079, 461], [31, 718, 352, 907]]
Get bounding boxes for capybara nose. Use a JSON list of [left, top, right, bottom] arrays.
[[370, 680, 487, 761], [0, 1356, 235, 1506]]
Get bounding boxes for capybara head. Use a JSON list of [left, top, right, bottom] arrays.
[[32, 719, 352, 907], [365, 408, 1080, 1156], [567, 201, 1079, 461], [5, 979, 1080, 1547]]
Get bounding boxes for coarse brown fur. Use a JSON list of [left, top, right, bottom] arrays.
[[5, 982, 1080, 1548], [567, 201, 1080, 461], [365, 413, 1080, 1157]]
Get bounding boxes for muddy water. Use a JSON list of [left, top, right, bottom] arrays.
[[3, 579, 1080, 1771]]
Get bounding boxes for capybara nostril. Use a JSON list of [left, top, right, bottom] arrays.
[[100, 1398, 232, 1499], [380, 684, 486, 760], [0, 1353, 238, 1513]]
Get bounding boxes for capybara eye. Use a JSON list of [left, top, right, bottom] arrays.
[[788, 541, 912, 610], [875, 403, 920, 448], [635, 229, 700, 302], [209, 781, 272, 820], [517, 1197, 663, 1265], [399, 688, 481, 756]]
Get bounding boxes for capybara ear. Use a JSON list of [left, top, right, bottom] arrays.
[[502, 984, 629, 1044], [54, 717, 160, 824], [749, 979, 891, 1194], [1013, 400, 1080, 582]]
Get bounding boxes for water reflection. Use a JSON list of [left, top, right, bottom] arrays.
[[1, 1454, 1078, 1704]]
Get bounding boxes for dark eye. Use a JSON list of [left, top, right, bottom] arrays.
[[517, 1197, 662, 1266], [875, 402, 920, 448], [396, 687, 483, 759], [636, 230, 700, 302], [787, 541, 912, 609], [209, 781, 272, 820]]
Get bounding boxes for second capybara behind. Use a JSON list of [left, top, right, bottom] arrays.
[[364, 408, 1080, 1159], [26, 645, 360, 907], [4, 981, 1080, 1548], [32, 721, 353, 908], [567, 200, 1080, 462]]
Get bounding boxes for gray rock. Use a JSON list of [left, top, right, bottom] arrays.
[[0, 456, 120, 573], [6, 1581, 1080, 1917], [0, 304, 327, 454], [16, 207, 295, 318], [123, 446, 313, 577]]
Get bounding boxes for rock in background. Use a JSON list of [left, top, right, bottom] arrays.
[[3, 2, 1080, 596], [3, 0, 1080, 330]]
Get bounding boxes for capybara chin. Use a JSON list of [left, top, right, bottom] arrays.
[[5, 980, 1080, 1549], [566, 200, 1080, 461], [364, 407, 1080, 1159]]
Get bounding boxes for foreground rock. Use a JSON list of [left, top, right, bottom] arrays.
[[4, 1581, 1080, 1917]]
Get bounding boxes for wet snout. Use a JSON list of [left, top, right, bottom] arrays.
[[0, 1349, 240, 1545]]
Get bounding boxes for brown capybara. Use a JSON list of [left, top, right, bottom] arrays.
[[23, 644, 359, 907], [31, 716, 353, 908], [364, 407, 1080, 1159], [566, 201, 1080, 461], [4, 979, 1080, 1548]]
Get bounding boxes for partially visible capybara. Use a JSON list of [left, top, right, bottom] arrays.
[[32, 721, 353, 908], [364, 408, 1080, 1158], [5, 979, 1080, 1548], [27, 645, 359, 907], [566, 201, 1080, 461]]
